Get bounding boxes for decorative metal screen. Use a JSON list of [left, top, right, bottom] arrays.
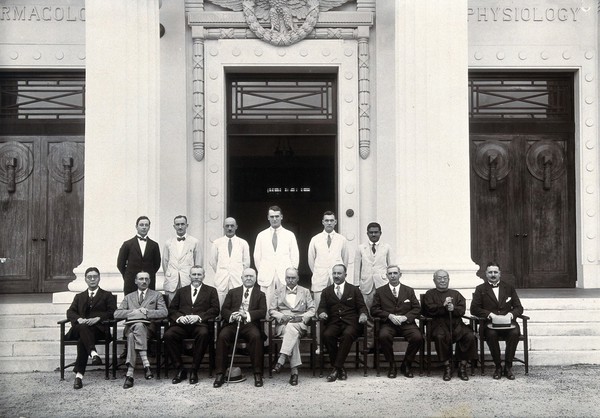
[[0, 73, 85, 120], [469, 77, 571, 120], [230, 79, 335, 121]]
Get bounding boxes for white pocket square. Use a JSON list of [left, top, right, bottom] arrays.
[[403, 299, 410, 303], [506, 297, 512, 303]]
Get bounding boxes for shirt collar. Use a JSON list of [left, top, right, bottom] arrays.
[[487, 281, 500, 288], [286, 286, 297, 294]]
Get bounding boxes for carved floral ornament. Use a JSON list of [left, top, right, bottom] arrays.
[[209, 0, 352, 46]]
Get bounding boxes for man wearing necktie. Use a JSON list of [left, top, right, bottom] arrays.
[[209, 217, 251, 307], [66, 267, 116, 390], [471, 262, 524, 380], [254, 206, 299, 310], [269, 267, 316, 386], [353, 222, 394, 349], [371, 265, 423, 379], [317, 264, 368, 382], [214, 268, 267, 388], [117, 216, 162, 295], [114, 271, 168, 389], [164, 266, 220, 385], [162, 215, 202, 304]]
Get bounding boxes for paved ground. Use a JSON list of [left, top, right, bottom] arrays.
[[0, 365, 598, 417]]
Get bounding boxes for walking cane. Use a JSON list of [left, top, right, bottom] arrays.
[[227, 318, 242, 385], [448, 301, 454, 375]]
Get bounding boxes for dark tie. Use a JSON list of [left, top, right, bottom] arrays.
[[327, 234, 332, 248], [193, 288, 198, 297], [228, 238, 233, 256], [139, 291, 145, 305], [371, 243, 376, 254], [392, 287, 397, 298], [177, 236, 185, 242], [86, 292, 94, 315], [244, 289, 249, 299], [272, 229, 278, 251], [137, 236, 147, 241]]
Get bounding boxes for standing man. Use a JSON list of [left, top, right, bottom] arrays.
[[470, 262, 524, 380], [209, 217, 251, 307], [254, 205, 299, 309], [162, 215, 202, 304], [307, 211, 349, 310], [371, 265, 423, 379], [269, 267, 316, 386], [213, 268, 267, 388], [422, 269, 477, 381], [164, 266, 220, 385], [318, 264, 368, 382], [66, 267, 116, 390], [114, 271, 168, 389], [117, 216, 161, 295], [354, 222, 394, 348]]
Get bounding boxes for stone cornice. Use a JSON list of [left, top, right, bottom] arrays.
[[187, 11, 374, 27]]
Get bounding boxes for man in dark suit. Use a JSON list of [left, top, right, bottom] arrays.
[[164, 265, 220, 385], [213, 268, 267, 388], [422, 269, 477, 381], [318, 264, 368, 382], [117, 216, 161, 294], [66, 267, 116, 390], [470, 261, 524, 380], [371, 265, 423, 379]]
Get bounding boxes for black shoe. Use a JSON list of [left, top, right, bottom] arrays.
[[505, 367, 515, 380], [458, 365, 469, 381], [400, 362, 414, 378], [289, 374, 298, 386], [123, 376, 134, 389], [326, 368, 339, 382], [443, 365, 452, 381], [189, 370, 199, 384], [73, 377, 83, 390], [338, 367, 347, 380], [144, 366, 154, 380], [91, 355, 102, 366], [271, 363, 283, 374], [493, 367, 502, 380], [387, 366, 397, 379], [254, 373, 263, 387], [172, 369, 187, 384], [213, 373, 224, 388]]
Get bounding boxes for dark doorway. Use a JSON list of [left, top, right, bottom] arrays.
[[226, 73, 338, 286], [469, 73, 576, 288]]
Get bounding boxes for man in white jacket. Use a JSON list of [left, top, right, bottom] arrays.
[[254, 206, 299, 309], [209, 217, 251, 307], [162, 215, 202, 304]]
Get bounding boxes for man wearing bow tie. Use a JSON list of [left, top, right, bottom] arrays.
[[164, 266, 220, 385], [269, 267, 316, 386], [318, 264, 368, 382], [470, 262, 524, 380], [371, 265, 423, 379], [162, 215, 202, 304], [117, 216, 162, 295]]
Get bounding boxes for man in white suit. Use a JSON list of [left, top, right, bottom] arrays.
[[307, 211, 349, 310], [209, 217, 251, 307], [162, 215, 202, 304], [254, 206, 299, 309], [354, 222, 394, 347]]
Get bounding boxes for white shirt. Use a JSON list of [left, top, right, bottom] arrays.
[[334, 282, 345, 298], [191, 284, 201, 303], [389, 284, 400, 297], [285, 286, 297, 306], [137, 235, 147, 256], [174, 234, 187, 257]]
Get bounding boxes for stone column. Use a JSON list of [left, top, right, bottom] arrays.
[[54, 0, 161, 301], [393, 0, 478, 290]]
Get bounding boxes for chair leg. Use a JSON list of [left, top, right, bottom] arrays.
[[104, 340, 111, 380]]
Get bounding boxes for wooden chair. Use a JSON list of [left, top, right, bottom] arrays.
[[268, 317, 317, 378], [318, 319, 368, 378], [373, 317, 425, 377]]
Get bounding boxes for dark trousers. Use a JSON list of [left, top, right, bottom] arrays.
[[215, 322, 263, 374], [164, 323, 210, 371], [484, 323, 521, 367], [378, 322, 423, 366], [69, 324, 108, 375], [432, 325, 477, 362], [323, 322, 359, 369]]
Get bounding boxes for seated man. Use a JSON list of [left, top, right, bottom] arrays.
[[269, 267, 316, 386], [114, 271, 167, 389], [213, 268, 267, 388], [470, 261, 524, 380], [371, 265, 423, 378], [164, 265, 220, 385], [318, 264, 368, 383], [66, 267, 116, 390], [422, 269, 477, 381]]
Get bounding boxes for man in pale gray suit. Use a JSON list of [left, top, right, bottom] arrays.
[[114, 271, 167, 389], [209, 217, 251, 307], [269, 267, 315, 386], [162, 215, 202, 303]]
